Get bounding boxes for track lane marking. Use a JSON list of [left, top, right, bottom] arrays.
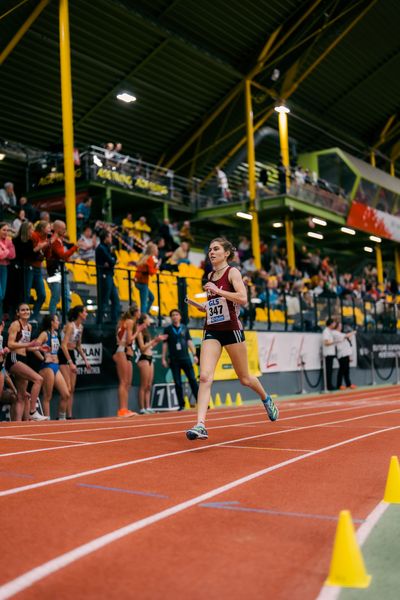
[[1, 397, 399, 458], [224, 445, 313, 452], [0, 425, 398, 600], [0, 407, 399, 498]]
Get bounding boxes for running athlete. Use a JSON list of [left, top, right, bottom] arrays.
[[5, 303, 48, 421], [185, 238, 278, 440], [37, 314, 70, 419], [113, 303, 145, 418], [59, 305, 91, 418]]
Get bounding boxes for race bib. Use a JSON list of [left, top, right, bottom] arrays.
[[206, 297, 231, 325], [51, 336, 60, 354]]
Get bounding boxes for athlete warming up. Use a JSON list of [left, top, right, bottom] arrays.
[[185, 238, 278, 440]]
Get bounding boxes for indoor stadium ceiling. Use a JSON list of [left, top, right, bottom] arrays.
[[1, 0, 400, 183]]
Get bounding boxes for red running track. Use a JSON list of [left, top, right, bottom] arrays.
[[0, 385, 399, 600]]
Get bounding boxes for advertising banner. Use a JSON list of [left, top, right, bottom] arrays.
[[347, 201, 400, 242], [356, 332, 400, 369]]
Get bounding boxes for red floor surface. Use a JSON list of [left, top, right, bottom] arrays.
[[1, 386, 399, 600]]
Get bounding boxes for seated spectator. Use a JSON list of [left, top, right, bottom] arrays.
[[133, 216, 151, 241], [179, 220, 194, 243], [78, 225, 97, 262], [242, 255, 257, 275], [122, 212, 135, 247], [0, 222, 16, 318], [114, 142, 129, 169], [155, 237, 173, 269], [18, 196, 37, 222], [158, 218, 176, 250], [168, 241, 191, 267], [0, 182, 17, 215], [45, 221, 78, 316], [76, 197, 92, 235], [12, 208, 27, 235], [38, 211, 50, 225], [238, 236, 251, 262]]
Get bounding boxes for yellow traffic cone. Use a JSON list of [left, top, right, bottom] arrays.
[[214, 393, 222, 407], [225, 393, 233, 406], [383, 456, 400, 503], [184, 396, 191, 410], [209, 396, 215, 409], [325, 510, 371, 588], [235, 392, 243, 406]]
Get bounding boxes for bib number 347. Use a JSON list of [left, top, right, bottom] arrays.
[[206, 297, 230, 325]]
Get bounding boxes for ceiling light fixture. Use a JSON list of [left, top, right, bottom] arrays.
[[341, 227, 356, 235], [274, 101, 290, 114], [307, 231, 323, 240], [312, 217, 327, 226], [116, 92, 136, 103], [236, 211, 253, 220], [0, 153, 5, 161], [272, 222, 283, 228], [369, 235, 382, 243], [364, 246, 373, 253]]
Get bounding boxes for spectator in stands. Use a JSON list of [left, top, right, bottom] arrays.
[[0, 223, 15, 318], [12, 208, 26, 235], [162, 308, 199, 410], [179, 220, 194, 243], [158, 218, 177, 250], [168, 241, 191, 267], [45, 220, 78, 316], [95, 229, 121, 323], [114, 142, 129, 170], [122, 212, 135, 248], [18, 196, 37, 222], [76, 197, 92, 236], [322, 317, 337, 391], [242, 255, 257, 275], [215, 166, 231, 202], [238, 236, 251, 262], [78, 225, 97, 262], [28, 220, 51, 321], [277, 158, 287, 194], [0, 182, 17, 214], [134, 242, 159, 314], [133, 216, 151, 241], [155, 237, 173, 269], [104, 142, 115, 168]]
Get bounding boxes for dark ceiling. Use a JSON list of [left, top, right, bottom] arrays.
[[1, 0, 400, 188]]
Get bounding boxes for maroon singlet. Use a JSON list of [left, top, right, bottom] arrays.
[[205, 266, 242, 331]]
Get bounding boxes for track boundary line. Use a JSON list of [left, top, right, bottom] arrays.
[[0, 428, 398, 600], [1, 398, 399, 458], [0, 407, 399, 498]]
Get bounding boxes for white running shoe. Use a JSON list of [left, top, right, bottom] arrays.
[[29, 410, 49, 421]]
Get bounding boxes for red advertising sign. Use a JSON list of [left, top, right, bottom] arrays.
[[347, 201, 400, 242]]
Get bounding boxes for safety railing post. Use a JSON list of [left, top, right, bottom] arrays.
[[371, 350, 376, 386], [60, 262, 67, 325], [395, 352, 400, 385], [127, 268, 132, 306], [156, 273, 162, 327], [321, 355, 328, 394], [298, 354, 307, 394]]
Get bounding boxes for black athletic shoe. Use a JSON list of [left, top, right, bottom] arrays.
[[186, 424, 208, 440]]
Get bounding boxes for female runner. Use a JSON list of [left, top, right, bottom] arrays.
[[136, 314, 167, 414], [113, 303, 145, 418], [36, 314, 70, 419], [59, 305, 91, 418], [5, 303, 48, 421], [185, 237, 278, 440]]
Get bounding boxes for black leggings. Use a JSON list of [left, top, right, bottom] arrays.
[[170, 359, 199, 409], [337, 356, 351, 388]]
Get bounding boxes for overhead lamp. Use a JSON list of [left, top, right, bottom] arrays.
[[274, 101, 290, 114], [312, 217, 327, 226], [341, 227, 356, 235], [307, 231, 323, 240], [116, 92, 136, 103], [236, 211, 253, 220], [272, 222, 283, 228], [0, 153, 5, 161], [364, 246, 374, 253], [369, 235, 382, 243]]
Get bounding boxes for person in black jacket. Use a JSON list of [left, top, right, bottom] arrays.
[[95, 229, 121, 323], [162, 309, 198, 410]]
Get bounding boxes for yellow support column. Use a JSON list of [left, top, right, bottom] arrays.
[[370, 151, 376, 168], [0, 0, 50, 66], [276, 104, 291, 193], [245, 79, 261, 269], [390, 161, 395, 177], [285, 216, 296, 270], [375, 244, 384, 289], [395, 247, 400, 286], [59, 0, 77, 242]]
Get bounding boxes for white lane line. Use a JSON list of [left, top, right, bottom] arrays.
[[225, 445, 313, 452], [315, 501, 389, 600], [3, 437, 90, 445], [0, 428, 398, 600], [1, 397, 399, 459], [0, 407, 399, 498], [1, 388, 396, 438]]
